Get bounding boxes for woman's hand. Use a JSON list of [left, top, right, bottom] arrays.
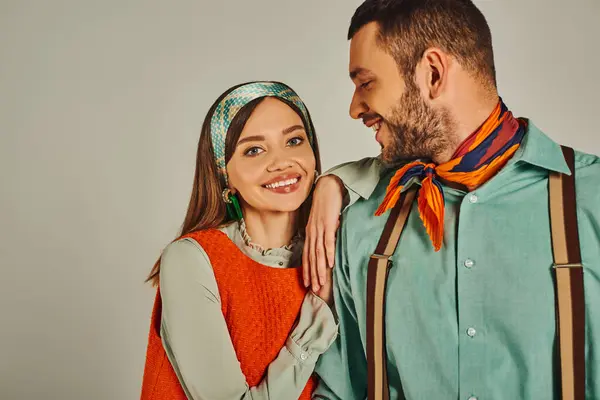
[[302, 175, 345, 292]]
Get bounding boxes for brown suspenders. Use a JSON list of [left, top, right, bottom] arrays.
[[366, 146, 585, 399], [550, 146, 586, 399], [367, 188, 416, 400]]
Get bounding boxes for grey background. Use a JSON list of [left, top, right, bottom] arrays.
[[1, 0, 599, 399]]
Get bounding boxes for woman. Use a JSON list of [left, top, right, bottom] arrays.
[[140, 81, 337, 400]]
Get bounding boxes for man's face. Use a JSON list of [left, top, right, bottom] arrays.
[[349, 22, 454, 164]]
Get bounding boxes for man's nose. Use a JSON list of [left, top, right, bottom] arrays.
[[349, 90, 368, 120]]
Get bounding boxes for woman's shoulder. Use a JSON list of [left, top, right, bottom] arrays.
[[166, 227, 229, 251], [159, 233, 219, 289], [161, 236, 210, 269], [158, 233, 223, 306], [183, 225, 236, 243], [161, 226, 236, 270]]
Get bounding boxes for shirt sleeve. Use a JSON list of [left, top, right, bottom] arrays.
[[320, 156, 384, 210], [312, 219, 368, 399], [159, 238, 338, 400]]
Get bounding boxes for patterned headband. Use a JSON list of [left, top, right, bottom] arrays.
[[210, 82, 314, 186]]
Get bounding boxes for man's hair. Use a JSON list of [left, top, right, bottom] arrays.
[[348, 0, 496, 88]]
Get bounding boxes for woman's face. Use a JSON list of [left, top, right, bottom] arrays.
[[226, 97, 316, 215]]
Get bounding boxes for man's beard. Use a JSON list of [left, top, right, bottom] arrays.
[[381, 80, 457, 166]]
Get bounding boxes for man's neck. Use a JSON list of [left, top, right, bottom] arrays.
[[242, 207, 298, 249], [433, 93, 500, 164]]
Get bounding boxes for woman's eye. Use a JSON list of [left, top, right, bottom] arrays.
[[287, 137, 304, 147], [244, 147, 264, 157]]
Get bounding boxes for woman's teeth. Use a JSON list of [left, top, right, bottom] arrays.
[[264, 178, 299, 189]]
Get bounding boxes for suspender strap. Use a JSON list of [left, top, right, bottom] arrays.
[[549, 145, 585, 400], [366, 188, 416, 400]]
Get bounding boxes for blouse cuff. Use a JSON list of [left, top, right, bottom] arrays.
[[286, 292, 339, 365]]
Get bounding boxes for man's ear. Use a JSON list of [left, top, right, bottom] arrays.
[[418, 47, 449, 100]]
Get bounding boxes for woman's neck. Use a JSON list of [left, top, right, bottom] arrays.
[[241, 207, 298, 249]]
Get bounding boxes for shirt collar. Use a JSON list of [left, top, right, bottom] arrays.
[[509, 119, 571, 175]]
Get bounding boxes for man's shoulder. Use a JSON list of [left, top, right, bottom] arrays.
[[340, 169, 396, 239], [343, 166, 393, 208], [326, 155, 382, 175], [573, 148, 600, 171], [573, 148, 600, 189], [572, 148, 600, 212]]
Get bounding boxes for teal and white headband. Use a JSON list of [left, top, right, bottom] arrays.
[[210, 82, 314, 186]]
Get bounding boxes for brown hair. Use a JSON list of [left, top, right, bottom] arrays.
[[348, 0, 496, 89], [146, 82, 321, 286]]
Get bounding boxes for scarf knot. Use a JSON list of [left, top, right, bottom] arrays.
[[375, 100, 527, 252]]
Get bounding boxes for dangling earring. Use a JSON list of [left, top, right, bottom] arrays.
[[314, 170, 320, 185], [222, 188, 233, 204], [222, 188, 243, 221]]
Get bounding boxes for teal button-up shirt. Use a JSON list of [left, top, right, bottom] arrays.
[[313, 122, 600, 399]]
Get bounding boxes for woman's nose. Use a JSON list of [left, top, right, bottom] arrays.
[[266, 154, 294, 172]]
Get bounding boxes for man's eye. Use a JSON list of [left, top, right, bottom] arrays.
[[244, 147, 264, 157], [361, 81, 373, 89]]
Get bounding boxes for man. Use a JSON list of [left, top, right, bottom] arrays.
[[303, 0, 600, 398]]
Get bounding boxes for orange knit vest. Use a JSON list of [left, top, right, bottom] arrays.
[[140, 229, 316, 399]]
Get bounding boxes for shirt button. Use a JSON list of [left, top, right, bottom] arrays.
[[300, 353, 308, 360], [467, 327, 477, 337], [468, 397, 478, 400], [464, 259, 475, 268], [278, 261, 284, 266], [468, 193, 478, 203]]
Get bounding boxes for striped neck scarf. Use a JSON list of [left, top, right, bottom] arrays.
[[375, 100, 527, 251]]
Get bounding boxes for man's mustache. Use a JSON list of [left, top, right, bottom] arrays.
[[361, 113, 382, 125]]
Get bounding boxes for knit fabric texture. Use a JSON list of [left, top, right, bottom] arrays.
[[140, 229, 316, 399]]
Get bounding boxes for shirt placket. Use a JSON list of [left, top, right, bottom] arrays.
[[456, 189, 487, 400]]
